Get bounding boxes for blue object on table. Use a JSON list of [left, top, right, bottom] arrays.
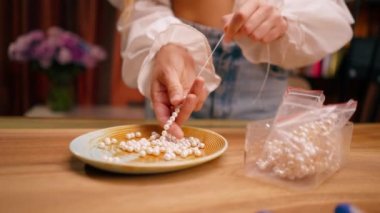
[[335, 203, 363, 213]]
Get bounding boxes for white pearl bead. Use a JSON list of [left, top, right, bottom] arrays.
[[146, 147, 153, 154], [139, 150, 146, 157], [104, 137, 111, 145], [164, 153, 172, 161], [153, 149, 160, 156], [169, 152, 176, 158], [164, 124, 170, 131], [174, 149, 182, 155], [194, 149, 201, 156], [98, 142, 105, 148], [127, 146, 134, 152], [111, 138, 117, 144], [136, 132, 142, 137], [180, 150, 188, 158], [187, 149, 193, 155], [169, 116, 176, 122], [134, 147, 141, 153], [199, 143, 205, 149]]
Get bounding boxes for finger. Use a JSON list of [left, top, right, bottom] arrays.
[[167, 122, 184, 139], [222, 14, 233, 43], [175, 94, 197, 126], [262, 26, 281, 43], [251, 19, 275, 41], [151, 79, 170, 105], [190, 77, 207, 111], [222, 14, 233, 26], [159, 68, 184, 106], [243, 4, 272, 36], [153, 101, 171, 127], [151, 81, 171, 126], [224, 1, 259, 42], [261, 16, 287, 42], [253, 8, 284, 41]]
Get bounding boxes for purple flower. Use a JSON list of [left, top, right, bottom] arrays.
[[33, 40, 56, 61], [28, 30, 44, 41], [8, 26, 107, 70], [60, 32, 80, 48], [47, 36, 63, 49]]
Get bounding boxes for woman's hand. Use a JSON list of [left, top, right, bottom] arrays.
[[223, 0, 288, 43], [151, 43, 208, 138]]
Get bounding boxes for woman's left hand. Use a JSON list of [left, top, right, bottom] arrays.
[[223, 0, 288, 43]]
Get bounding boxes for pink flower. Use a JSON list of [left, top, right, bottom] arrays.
[[90, 46, 107, 60], [39, 59, 51, 69], [8, 43, 16, 58], [57, 47, 72, 65], [81, 55, 96, 69], [47, 26, 63, 38], [14, 35, 30, 53]]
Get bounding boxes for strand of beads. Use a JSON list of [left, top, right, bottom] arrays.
[[256, 113, 340, 180], [161, 106, 180, 137]]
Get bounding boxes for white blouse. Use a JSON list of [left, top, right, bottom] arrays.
[[108, 0, 354, 99]]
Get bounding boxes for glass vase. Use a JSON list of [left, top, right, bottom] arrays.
[[47, 71, 75, 112]]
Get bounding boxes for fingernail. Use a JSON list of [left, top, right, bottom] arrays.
[[223, 25, 228, 32], [172, 130, 184, 139], [222, 17, 227, 25], [171, 94, 182, 105]]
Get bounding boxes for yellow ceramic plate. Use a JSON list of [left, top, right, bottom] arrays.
[[70, 124, 228, 174]]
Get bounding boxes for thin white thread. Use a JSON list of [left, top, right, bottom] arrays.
[[252, 44, 271, 106], [172, 34, 225, 124], [196, 34, 225, 78]]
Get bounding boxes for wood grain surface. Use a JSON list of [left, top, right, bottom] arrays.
[[0, 120, 379, 213]]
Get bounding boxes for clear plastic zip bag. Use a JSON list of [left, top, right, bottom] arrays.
[[244, 88, 357, 189]]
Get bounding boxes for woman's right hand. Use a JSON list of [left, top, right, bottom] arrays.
[[151, 43, 208, 138]]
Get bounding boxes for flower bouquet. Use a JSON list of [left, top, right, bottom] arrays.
[[8, 27, 106, 111]]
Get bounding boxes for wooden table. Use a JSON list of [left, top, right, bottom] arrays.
[[0, 117, 379, 213]]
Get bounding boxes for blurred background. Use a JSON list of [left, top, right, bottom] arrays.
[[0, 0, 379, 122]]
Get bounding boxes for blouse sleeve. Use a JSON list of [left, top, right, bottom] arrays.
[[111, 0, 221, 98], [235, 0, 354, 69]]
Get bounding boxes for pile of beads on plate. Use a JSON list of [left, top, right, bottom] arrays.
[[255, 114, 340, 180], [97, 130, 205, 161]]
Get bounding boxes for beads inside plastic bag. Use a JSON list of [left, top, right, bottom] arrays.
[[244, 87, 357, 189]]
